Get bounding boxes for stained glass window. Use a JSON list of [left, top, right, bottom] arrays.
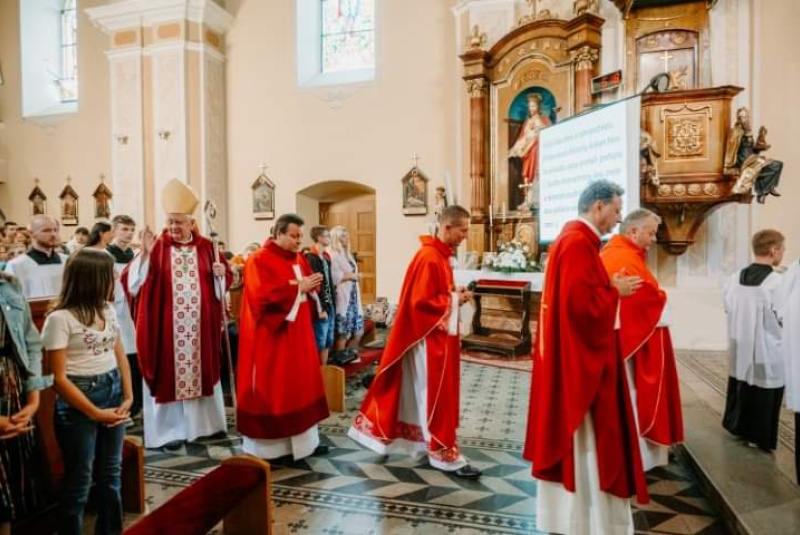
[[60, 0, 78, 102], [320, 0, 375, 74]]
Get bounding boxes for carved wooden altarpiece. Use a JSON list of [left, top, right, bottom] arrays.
[[461, 13, 603, 259]]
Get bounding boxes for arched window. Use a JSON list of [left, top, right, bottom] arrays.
[[297, 0, 376, 88], [59, 0, 78, 102], [320, 0, 375, 74]]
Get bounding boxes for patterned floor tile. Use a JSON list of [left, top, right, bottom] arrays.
[[121, 361, 725, 534]]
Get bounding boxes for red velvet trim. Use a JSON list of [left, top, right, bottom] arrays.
[[237, 397, 330, 440], [124, 465, 264, 535]]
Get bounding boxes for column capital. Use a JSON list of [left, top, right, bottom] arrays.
[[87, 0, 233, 35]]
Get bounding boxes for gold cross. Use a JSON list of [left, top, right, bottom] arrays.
[[658, 50, 674, 72], [257, 162, 268, 176]]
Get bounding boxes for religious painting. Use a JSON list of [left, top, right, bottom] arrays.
[[506, 87, 558, 210], [92, 178, 113, 220], [401, 166, 428, 216], [59, 180, 79, 226], [28, 182, 47, 216], [636, 31, 698, 93], [251, 171, 275, 220]]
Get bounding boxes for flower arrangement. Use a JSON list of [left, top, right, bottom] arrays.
[[487, 240, 542, 273]]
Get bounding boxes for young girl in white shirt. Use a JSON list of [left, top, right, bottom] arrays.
[[43, 249, 133, 535]]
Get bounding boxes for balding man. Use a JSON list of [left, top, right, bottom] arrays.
[[601, 208, 684, 471], [4, 215, 68, 298]]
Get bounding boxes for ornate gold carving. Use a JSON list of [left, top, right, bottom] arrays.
[[468, 25, 488, 50], [658, 184, 672, 196], [466, 78, 488, 99], [659, 104, 713, 162], [702, 183, 718, 195], [673, 184, 687, 196], [570, 46, 599, 71], [687, 184, 702, 196]]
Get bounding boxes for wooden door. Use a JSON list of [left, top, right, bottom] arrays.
[[319, 193, 376, 303]]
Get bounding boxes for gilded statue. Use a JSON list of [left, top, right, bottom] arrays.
[[724, 107, 782, 204], [573, 0, 598, 16]]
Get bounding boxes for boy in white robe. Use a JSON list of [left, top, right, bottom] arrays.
[[723, 229, 785, 451], [776, 259, 800, 483]]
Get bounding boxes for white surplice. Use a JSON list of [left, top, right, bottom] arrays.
[[777, 260, 800, 411], [4, 253, 67, 299], [127, 252, 227, 448], [723, 270, 784, 389]]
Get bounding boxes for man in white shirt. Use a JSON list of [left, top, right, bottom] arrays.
[[4, 215, 68, 299]]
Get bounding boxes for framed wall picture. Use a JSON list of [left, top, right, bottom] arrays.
[[251, 171, 275, 220], [92, 177, 113, 220], [29, 180, 47, 216], [59, 179, 79, 226], [401, 166, 428, 216]]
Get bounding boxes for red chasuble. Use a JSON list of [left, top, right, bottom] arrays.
[[523, 221, 648, 503], [236, 240, 329, 440], [122, 232, 232, 404], [352, 236, 462, 460], [600, 235, 684, 447]]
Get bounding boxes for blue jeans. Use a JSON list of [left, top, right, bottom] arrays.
[[55, 369, 124, 535], [314, 313, 335, 350]]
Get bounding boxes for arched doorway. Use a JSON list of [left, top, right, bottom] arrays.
[[296, 181, 377, 304]]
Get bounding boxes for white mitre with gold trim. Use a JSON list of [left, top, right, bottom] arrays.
[[162, 179, 199, 215]]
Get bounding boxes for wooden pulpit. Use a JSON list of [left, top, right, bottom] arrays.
[[640, 86, 745, 254]]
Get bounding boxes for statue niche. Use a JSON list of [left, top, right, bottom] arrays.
[[507, 89, 558, 210]]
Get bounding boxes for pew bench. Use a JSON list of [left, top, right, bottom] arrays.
[[124, 455, 272, 535]]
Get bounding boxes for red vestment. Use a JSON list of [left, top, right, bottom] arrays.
[[523, 221, 648, 503], [236, 240, 329, 439], [514, 114, 551, 184], [122, 232, 232, 403], [351, 236, 462, 462], [600, 235, 684, 446]]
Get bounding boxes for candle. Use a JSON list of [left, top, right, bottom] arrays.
[[501, 202, 507, 222], [444, 171, 454, 206]]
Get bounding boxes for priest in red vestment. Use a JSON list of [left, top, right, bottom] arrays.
[[600, 209, 684, 471], [237, 213, 330, 460], [123, 179, 232, 450], [348, 205, 481, 479], [524, 180, 649, 535]]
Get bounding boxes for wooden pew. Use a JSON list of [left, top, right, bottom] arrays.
[[124, 455, 272, 535]]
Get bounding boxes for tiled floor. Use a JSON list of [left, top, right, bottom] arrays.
[[115, 359, 727, 534]]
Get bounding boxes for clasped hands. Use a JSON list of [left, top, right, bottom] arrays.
[[0, 402, 38, 440]]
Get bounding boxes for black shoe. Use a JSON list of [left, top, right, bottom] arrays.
[[453, 464, 482, 479], [203, 431, 228, 440], [312, 445, 330, 456], [162, 440, 185, 452], [771, 189, 781, 197]]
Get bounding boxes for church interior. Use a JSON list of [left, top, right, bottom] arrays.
[[1, 0, 799, 533]]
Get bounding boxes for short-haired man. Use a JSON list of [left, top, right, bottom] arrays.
[[349, 205, 482, 478], [305, 226, 336, 364], [4, 215, 68, 298], [601, 208, 684, 471], [524, 180, 649, 533], [108, 214, 143, 418], [723, 229, 786, 450], [237, 213, 330, 461], [123, 179, 232, 450]]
